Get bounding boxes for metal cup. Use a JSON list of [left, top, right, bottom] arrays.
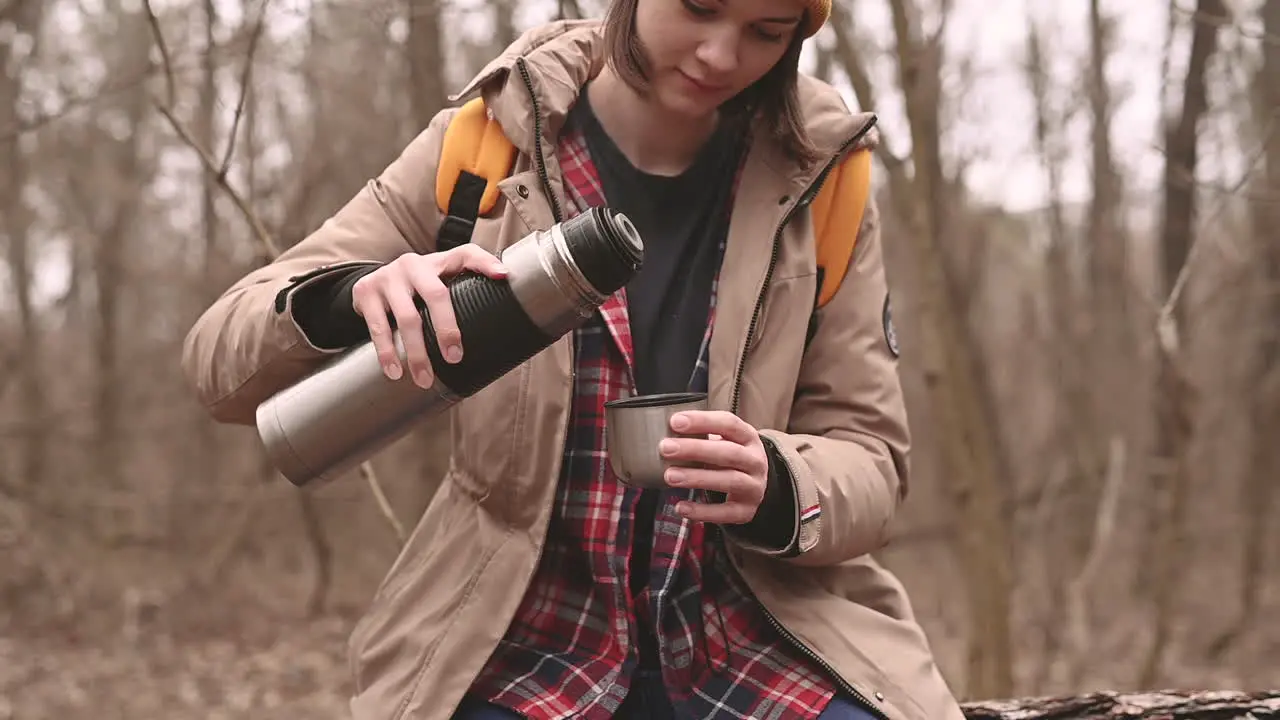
[[604, 392, 708, 490]]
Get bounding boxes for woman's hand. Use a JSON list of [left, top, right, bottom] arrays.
[[660, 410, 770, 524], [351, 245, 508, 389]]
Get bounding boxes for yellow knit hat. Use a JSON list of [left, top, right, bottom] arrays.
[[802, 0, 831, 37]]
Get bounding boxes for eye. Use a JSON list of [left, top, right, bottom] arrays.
[[751, 25, 785, 42], [681, 0, 715, 17]]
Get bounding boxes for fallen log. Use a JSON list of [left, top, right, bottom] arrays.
[[961, 690, 1280, 719]]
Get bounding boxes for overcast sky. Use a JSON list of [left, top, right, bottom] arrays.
[[226, 0, 1267, 215]]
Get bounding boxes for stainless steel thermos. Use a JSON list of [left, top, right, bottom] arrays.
[[255, 206, 645, 487]]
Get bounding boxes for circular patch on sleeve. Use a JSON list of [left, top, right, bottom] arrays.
[[882, 294, 899, 358]]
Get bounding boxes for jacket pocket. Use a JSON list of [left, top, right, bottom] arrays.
[[748, 272, 817, 352], [366, 472, 466, 609], [450, 362, 529, 494]]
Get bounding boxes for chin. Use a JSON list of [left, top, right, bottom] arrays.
[[656, 84, 723, 121]]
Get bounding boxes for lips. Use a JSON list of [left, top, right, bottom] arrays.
[[678, 70, 728, 94]]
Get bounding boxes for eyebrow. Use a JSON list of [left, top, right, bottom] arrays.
[[716, 0, 803, 25], [758, 15, 803, 24]]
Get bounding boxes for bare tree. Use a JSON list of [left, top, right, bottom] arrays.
[[493, 0, 519, 49], [0, 0, 46, 491], [830, 0, 1015, 699], [1209, 0, 1280, 671], [1141, 0, 1228, 688], [91, 1, 154, 494], [3, 1, 1280, 715], [1085, 0, 1131, 417], [408, 0, 448, 128], [1021, 10, 1110, 691], [189, 0, 222, 493]]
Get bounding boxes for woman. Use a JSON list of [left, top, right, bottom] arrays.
[[182, 1, 967, 719]]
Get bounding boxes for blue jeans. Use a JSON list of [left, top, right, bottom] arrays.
[[451, 670, 881, 719]]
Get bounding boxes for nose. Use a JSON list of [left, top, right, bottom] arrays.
[[693, 26, 739, 75]]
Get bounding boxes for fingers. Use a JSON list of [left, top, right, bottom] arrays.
[[407, 263, 462, 368], [348, 246, 508, 387], [665, 466, 758, 498], [670, 410, 758, 446], [412, 246, 509, 367], [665, 466, 761, 524], [433, 244, 509, 280], [351, 276, 402, 381], [678, 500, 759, 525], [659, 435, 766, 477], [384, 276, 434, 388]]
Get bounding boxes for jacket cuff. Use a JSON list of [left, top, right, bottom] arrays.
[[275, 262, 382, 351], [722, 434, 801, 555]]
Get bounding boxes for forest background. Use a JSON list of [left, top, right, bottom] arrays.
[[0, 0, 1277, 717]]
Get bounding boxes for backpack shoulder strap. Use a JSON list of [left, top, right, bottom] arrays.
[[810, 147, 873, 308], [434, 98, 518, 251]]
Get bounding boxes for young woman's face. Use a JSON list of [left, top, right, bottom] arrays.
[[633, 0, 807, 118]]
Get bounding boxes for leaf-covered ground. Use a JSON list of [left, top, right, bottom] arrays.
[[0, 617, 355, 720]]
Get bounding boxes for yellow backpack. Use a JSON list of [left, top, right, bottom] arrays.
[[433, 98, 872, 309]]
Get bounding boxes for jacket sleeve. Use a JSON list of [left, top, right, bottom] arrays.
[[181, 109, 455, 426], [754, 184, 911, 568]]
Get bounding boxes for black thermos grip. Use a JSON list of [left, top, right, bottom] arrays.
[[418, 273, 551, 397], [414, 207, 643, 398]]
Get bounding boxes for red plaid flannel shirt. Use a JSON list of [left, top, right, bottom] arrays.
[[468, 114, 838, 719]]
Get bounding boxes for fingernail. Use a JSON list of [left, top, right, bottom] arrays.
[[659, 439, 678, 456], [666, 469, 685, 485], [495, 265, 509, 276], [414, 369, 432, 387], [445, 345, 462, 363], [384, 362, 401, 380], [671, 414, 689, 431]]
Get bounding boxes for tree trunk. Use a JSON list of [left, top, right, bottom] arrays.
[[1212, 0, 1280, 670], [190, 0, 220, 496], [1242, 0, 1280, 629], [0, 0, 47, 491], [1022, 15, 1108, 691], [1141, 0, 1226, 688], [492, 0, 518, 50], [93, 2, 152, 494], [407, 0, 447, 129], [961, 690, 1280, 719], [830, 0, 1015, 697], [884, 0, 1015, 698], [1086, 0, 1132, 471]]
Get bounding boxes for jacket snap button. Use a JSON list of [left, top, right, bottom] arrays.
[[874, 691, 885, 702], [517, 184, 530, 198]]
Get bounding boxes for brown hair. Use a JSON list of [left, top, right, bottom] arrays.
[[602, 0, 820, 167]]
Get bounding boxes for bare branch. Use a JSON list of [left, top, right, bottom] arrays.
[[141, 0, 175, 109], [218, 0, 270, 177], [360, 463, 407, 543], [828, 2, 907, 173], [153, 102, 280, 257], [140, 0, 406, 546], [1157, 109, 1278, 356], [0, 71, 149, 141], [1064, 437, 1126, 684]]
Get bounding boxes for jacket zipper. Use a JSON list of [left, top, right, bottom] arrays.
[[517, 57, 564, 225], [728, 115, 877, 414], [720, 115, 890, 720]]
